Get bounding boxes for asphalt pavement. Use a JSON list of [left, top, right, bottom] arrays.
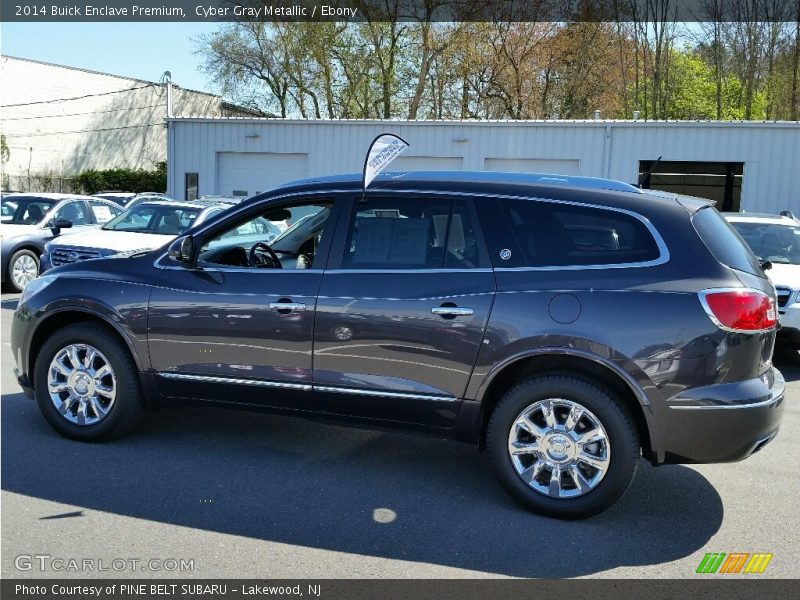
[[2, 291, 798, 579]]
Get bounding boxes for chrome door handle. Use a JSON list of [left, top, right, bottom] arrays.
[[431, 306, 474, 317], [269, 302, 306, 312]]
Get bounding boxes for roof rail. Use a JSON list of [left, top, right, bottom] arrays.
[[519, 174, 643, 194]]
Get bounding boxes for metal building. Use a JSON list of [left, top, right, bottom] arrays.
[[1, 56, 258, 191], [167, 118, 800, 213]]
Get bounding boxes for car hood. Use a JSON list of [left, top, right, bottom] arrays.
[[50, 229, 173, 252], [0, 224, 43, 240], [767, 263, 800, 290]]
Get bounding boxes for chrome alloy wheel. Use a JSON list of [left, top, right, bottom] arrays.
[[47, 344, 117, 425], [11, 254, 38, 289], [508, 399, 610, 499]]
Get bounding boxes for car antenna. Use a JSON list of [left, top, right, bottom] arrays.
[[638, 156, 663, 188]]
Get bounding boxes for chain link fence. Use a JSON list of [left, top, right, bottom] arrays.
[[3, 174, 81, 194]]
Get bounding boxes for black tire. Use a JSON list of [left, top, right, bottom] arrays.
[[33, 323, 144, 441], [487, 374, 639, 519], [7, 249, 39, 293]]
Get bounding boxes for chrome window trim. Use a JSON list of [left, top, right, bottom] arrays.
[[325, 268, 493, 274], [154, 186, 669, 272], [158, 372, 457, 402]]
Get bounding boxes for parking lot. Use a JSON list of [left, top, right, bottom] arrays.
[[1, 290, 798, 579]]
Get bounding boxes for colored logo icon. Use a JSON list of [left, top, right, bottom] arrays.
[[696, 552, 773, 574]]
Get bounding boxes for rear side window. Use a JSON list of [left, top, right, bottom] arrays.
[[342, 197, 485, 269], [693, 207, 763, 276], [476, 198, 661, 268], [89, 200, 121, 224]]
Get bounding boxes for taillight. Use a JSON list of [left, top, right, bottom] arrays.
[[699, 289, 777, 332]]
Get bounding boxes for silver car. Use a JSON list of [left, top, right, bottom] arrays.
[[1, 193, 122, 291]]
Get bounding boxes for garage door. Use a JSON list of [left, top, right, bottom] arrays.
[[216, 152, 309, 197], [391, 155, 463, 171], [485, 158, 579, 175]]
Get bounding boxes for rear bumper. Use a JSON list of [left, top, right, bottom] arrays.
[[658, 367, 784, 464]]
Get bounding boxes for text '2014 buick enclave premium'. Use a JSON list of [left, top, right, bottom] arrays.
[[11, 171, 784, 519]]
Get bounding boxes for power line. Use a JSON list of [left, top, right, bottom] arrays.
[[1, 84, 158, 108], [9, 122, 165, 138], [2, 103, 165, 122]]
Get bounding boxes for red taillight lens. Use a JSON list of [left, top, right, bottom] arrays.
[[700, 289, 777, 332]]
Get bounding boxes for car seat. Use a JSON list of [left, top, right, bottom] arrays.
[[158, 211, 182, 235], [25, 204, 45, 224]]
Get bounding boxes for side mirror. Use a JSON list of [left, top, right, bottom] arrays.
[[50, 218, 73, 235], [761, 260, 773, 272], [168, 235, 194, 263]]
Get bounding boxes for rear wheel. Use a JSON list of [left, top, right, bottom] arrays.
[[34, 323, 144, 441], [8, 249, 39, 292], [487, 374, 639, 519]]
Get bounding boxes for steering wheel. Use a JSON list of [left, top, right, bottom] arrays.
[[248, 242, 282, 269]]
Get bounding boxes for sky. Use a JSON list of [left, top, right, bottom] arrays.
[[1, 22, 221, 94]]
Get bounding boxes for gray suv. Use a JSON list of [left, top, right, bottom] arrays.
[[10, 172, 784, 519]]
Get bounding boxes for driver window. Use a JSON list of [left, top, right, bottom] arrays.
[[54, 201, 91, 226], [198, 201, 333, 269]]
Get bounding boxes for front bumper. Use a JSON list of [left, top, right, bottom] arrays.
[[658, 367, 785, 464], [777, 299, 800, 348], [14, 368, 34, 399]]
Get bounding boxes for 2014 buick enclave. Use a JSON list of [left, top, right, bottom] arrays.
[[10, 171, 784, 519]]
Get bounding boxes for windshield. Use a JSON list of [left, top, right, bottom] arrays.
[[103, 204, 202, 235], [1, 197, 56, 225], [729, 221, 800, 266]]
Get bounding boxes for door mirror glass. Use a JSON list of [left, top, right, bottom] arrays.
[[168, 235, 194, 263]]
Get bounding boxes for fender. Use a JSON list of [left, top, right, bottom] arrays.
[[29, 298, 149, 373], [475, 345, 654, 407], [472, 345, 665, 463]]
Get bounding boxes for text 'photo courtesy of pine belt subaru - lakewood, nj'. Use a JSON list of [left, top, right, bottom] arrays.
[[10, 170, 785, 519]]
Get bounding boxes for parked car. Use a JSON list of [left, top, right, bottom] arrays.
[[91, 191, 172, 207], [40, 200, 243, 272], [91, 191, 137, 206], [1, 193, 122, 291], [724, 212, 800, 351], [11, 171, 784, 519], [1, 197, 18, 221], [122, 193, 175, 210]]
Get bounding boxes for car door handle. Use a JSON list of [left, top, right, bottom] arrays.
[[269, 301, 306, 313], [431, 306, 474, 317]]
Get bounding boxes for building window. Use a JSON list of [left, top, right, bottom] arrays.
[[185, 173, 198, 201]]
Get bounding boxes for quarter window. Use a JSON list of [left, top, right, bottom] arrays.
[[476, 198, 661, 268], [342, 198, 483, 270]]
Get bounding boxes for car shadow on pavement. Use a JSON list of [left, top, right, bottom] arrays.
[[1, 392, 723, 578], [774, 350, 800, 382]]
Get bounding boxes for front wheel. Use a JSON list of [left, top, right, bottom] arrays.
[[487, 374, 639, 519], [7, 249, 39, 292], [33, 323, 144, 441]]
